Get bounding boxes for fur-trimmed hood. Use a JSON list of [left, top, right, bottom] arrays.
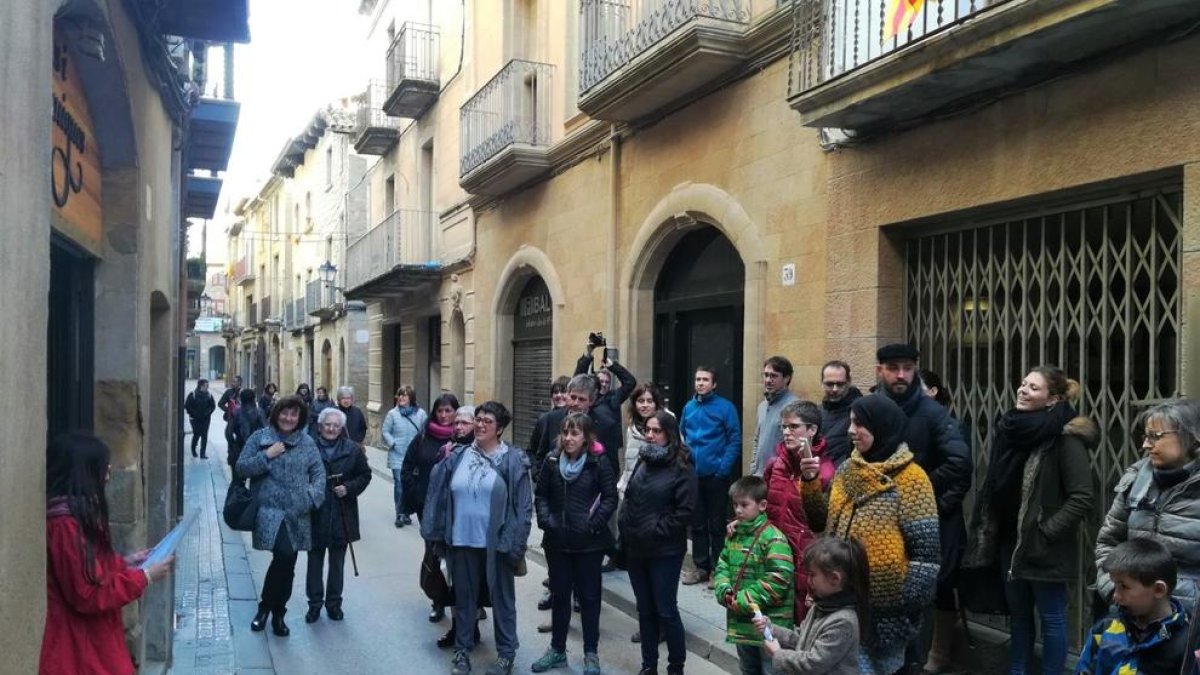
[[1063, 415, 1100, 448]]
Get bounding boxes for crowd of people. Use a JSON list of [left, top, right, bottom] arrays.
[[40, 342, 1200, 675]]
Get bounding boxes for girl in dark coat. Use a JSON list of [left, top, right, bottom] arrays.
[[531, 413, 619, 674], [305, 407, 372, 623], [618, 410, 699, 675]]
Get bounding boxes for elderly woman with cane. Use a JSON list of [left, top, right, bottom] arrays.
[[305, 407, 372, 623]]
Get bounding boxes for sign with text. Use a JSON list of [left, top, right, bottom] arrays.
[[51, 29, 103, 251], [514, 276, 552, 341]]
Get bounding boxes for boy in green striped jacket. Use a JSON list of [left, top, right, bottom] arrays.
[[714, 475, 796, 674]]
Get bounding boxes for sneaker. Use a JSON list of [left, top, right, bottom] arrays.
[[538, 589, 553, 611], [680, 569, 710, 585], [484, 656, 514, 675], [395, 516, 405, 529], [451, 649, 472, 675], [583, 653, 601, 675], [530, 648, 567, 673]]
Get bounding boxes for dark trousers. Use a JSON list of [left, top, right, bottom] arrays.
[[626, 553, 686, 670], [306, 545, 347, 609], [546, 549, 604, 654], [261, 528, 299, 614], [449, 546, 519, 660], [691, 475, 729, 572], [190, 417, 210, 455]]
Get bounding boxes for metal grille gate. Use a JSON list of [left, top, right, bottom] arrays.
[[512, 340, 553, 448], [904, 185, 1183, 642]]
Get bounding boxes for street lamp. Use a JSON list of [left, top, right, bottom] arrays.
[[199, 293, 213, 317], [318, 260, 337, 288]]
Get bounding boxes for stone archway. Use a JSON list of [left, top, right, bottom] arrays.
[[449, 309, 467, 399]]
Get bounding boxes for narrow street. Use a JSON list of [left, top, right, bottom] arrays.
[[170, 384, 733, 675]]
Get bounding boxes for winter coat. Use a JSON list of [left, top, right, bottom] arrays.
[[382, 406, 427, 470], [236, 426, 326, 552], [535, 451, 619, 554], [964, 416, 1097, 584], [763, 439, 834, 622], [528, 408, 560, 469], [753, 388, 798, 475], [618, 447, 699, 559], [620, 424, 649, 494], [258, 393, 276, 418], [41, 511, 147, 675], [713, 513, 795, 644], [228, 406, 266, 471], [400, 425, 454, 516], [1076, 600, 1195, 675], [185, 390, 216, 421], [681, 392, 742, 478], [770, 600, 861, 675], [422, 441, 533, 566], [309, 435, 371, 549], [218, 386, 241, 421], [339, 404, 368, 443], [1096, 457, 1200, 606], [820, 387, 862, 468], [803, 445, 941, 675]]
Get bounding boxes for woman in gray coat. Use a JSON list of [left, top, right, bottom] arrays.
[[1096, 398, 1200, 608], [422, 401, 532, 675], [236, 395, 325, 637]]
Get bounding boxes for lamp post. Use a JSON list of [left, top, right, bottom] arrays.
[[199, 293, 213, 317]]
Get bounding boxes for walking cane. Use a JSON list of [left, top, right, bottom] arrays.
[[329, 473, 360, 577]]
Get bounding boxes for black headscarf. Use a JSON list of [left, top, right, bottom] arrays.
[[983, 402, 1077, 524], [850, 394, 909, 462]]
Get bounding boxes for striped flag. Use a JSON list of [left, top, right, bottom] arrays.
[[883, 0, 926, 42]]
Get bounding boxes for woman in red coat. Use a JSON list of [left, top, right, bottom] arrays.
[[761, 400, 834, 622], [40, 433, 174, 675]]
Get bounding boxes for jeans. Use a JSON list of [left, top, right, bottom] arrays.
[[626, 553, 687, 670], [449, 546, 519, 660], [691, 475, 730, 572], [261, 528, 299, 614], [190, 417, 210, 456], [392, 469, 405, 518], [736, 644, 775, 675], [1005, 576, 1068, 675], [546, 550, 604, 654], [306, 545, 347, 609]]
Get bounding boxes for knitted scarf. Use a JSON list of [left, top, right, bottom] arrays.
[[983, 403, 1076, 516], [426, 420, 454, 442], [559, 452, 587, 482]]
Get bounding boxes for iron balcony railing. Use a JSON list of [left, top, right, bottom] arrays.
[[579, 0, 750, 93], [345, 211, 402, 291], [387, 22, 439, 91], [459, 59, 555, 176], [306, 279, 336, 317], [356, 80, 401, 134], [247, 301, 258, 327], [790, 0, 1017, 94]]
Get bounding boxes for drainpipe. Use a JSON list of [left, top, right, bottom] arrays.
[[607, 124, 620, 348]]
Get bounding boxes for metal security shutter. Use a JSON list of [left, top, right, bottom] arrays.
[[511, 339, 552, 448]]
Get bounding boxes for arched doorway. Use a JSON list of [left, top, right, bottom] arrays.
[[510, 276, 553, 446], [449, 310, 466, 398], [208, 345, 226, 378], [653, 227, 745, 417], [254, 337, 267, 389], [321, 339, 333, 393]]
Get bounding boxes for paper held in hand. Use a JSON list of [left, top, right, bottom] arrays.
[[140, 509, 200, 569]]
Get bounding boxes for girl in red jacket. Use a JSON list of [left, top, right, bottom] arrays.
[[40, 433, 174, 675]]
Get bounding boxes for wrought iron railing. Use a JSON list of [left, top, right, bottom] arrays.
[[355, 80, 400, 133], [247, 301, 258, 327], [579, 0, 750, 93], [231, 255, 254, 284], [284, 299, 296, 329], [306, 279, 334, 316], [789, 0, 1017, 95], [460, 60, 555, 176], [345, 211, 402, 290], [387, 22, 439, 90]]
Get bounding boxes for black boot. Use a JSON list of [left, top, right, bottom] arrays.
[[191, 447, 198, 458], [305, 605, 321, 623], [326, 604, 344, 621], [271, 609, 290, 637], [250, 606, 269, 632]]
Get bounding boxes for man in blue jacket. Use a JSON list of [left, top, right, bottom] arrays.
[[680, 365, 742, 586]]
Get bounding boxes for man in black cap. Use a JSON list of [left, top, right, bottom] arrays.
[[875, 343, 972, 672]]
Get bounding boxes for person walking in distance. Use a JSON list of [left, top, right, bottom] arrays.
[[185, 378, 217, 459], [382, 385, 428, 528], [218, 375, 244, 449], [229, 388, 265, 474], [680, 366, 742, 587], [336, 386, 368, 444], [819, 361, 861, 469], [752, 356, 799, 476], [259, 382, 279, 419]]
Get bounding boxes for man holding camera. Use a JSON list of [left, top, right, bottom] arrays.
[[573, 332, 637, 458]]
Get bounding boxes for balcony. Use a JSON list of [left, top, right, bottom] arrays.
[[346, 211, 401, 292], [353, 81, 401, 155], [306, 279, 338, 320], [259, 296, 273, 327], [384, 22, 440, 118], [231, 255, 255, 287], [344, 211, 442, 300], [459, 60, 555, 196], [221, 317, 242, 338], [787, 0, 1200, 132], [186, 257, 207, 296], [284, 298, 309, 331], [578, 0, 752, 122]]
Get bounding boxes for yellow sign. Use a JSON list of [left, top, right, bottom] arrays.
[[51, 29, 103, 250]]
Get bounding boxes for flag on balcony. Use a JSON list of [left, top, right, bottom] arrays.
[[883, 0, 926, 42]]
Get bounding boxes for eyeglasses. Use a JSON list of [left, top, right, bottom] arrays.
[[822, 381, 848, 389], [475, 418, 497, 426], [1144, 430, 1178, 443], [780, 423, 816, 432]]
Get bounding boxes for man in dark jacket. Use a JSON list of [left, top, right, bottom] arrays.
[[185, 379, 217, 459], [528, 376, 570, 460], [819, 360, 862, 468], [875, 343, 972, 670], [573, 348, 637, 423], [335, 386, 368, 444], [534, 373, 625, 478]]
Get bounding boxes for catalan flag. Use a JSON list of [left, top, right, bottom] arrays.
[[883, 0, 926, 42]]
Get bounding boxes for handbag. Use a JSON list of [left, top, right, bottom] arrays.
[[223, 478, 259, 532]]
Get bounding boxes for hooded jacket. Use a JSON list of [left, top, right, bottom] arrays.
[[681, 392, 742, 478], [535, 450, 619, 553], [753, 388, 799, 475], [964, 415, 1097, 584], [763, 438, 834, 621], [821, 387, 862, 468]]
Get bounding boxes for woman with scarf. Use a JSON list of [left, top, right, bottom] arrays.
[[382, 385, 428, 528], [801, 394, 940, 675], [41, 433, 174, 675], [401, 393, 460, 622], [237, 395, 326, 637], [305, 407, 371, 624], [762, 399, 833, 624], [961, 366, 1094, 675]]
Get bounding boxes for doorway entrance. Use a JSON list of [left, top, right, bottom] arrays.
[[48, 236, 95, 434], [511, 276, 553, 446], [653, 227, 745, 417]]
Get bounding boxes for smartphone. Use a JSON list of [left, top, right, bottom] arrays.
[[798, 436, 813, 460]]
